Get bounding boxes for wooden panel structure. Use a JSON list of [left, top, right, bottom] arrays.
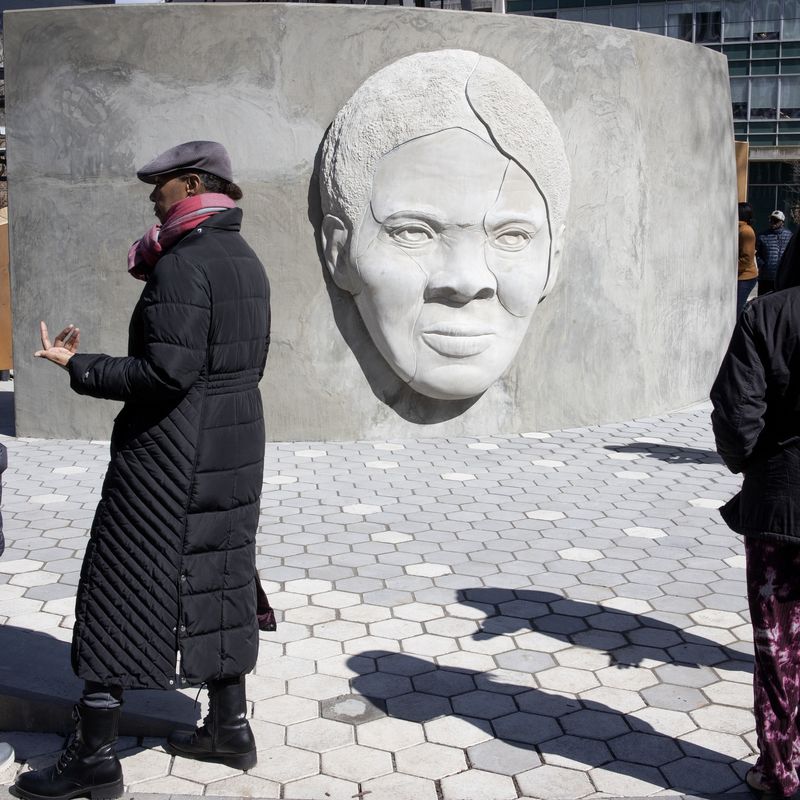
[[735, 140, 749, 202], [0, 207, 12, 371]]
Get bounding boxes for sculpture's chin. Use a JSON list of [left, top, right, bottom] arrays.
[[406, 367, 498, 401]]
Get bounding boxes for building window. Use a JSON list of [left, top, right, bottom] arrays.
[[752, 76, 779, 116], [731, 76, 750, 117], [584, 6, 610, 24], [753, 0, 781, 38], [611, 4, 638, 28], [784, 0, 800, 38], [639, 3, 665, 33], [780, 75, 800, 116], [696, 1, 722, 39], [667, 3, 694, 38], [724, 0, 751, 39]]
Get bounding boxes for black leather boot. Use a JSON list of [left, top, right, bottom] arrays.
[[11, 703, 123, 800], [167, 675, 256, 770]]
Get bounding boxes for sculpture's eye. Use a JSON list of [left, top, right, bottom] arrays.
[[492, 227, 532, 252], [388, 223, 435, 247]]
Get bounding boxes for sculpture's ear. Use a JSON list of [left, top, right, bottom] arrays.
[[541, 222, 566, 299], [322, 214, 360, 295]]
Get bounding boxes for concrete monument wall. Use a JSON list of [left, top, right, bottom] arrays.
[[4, 4, 736, 441]]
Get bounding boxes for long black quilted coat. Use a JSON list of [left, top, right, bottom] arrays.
[[66, 208, 270, 689]]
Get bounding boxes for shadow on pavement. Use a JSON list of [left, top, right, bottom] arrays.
[[349, 650, 748, 797], [458, 588, 752, 673], [604, 443, 722, 465], [0, 626, 198, 736]]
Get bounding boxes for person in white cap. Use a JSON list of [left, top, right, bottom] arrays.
[[757, 210, 793, 295]]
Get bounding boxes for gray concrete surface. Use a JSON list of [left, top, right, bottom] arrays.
[[5, 4, 736, 441], [0, 389, 763, 799]]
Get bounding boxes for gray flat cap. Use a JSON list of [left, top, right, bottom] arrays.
[[137, 140, 234, 184]]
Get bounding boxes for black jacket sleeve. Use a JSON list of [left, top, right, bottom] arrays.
[[710, 306, 768, 473], [67, 254, 211, 402]]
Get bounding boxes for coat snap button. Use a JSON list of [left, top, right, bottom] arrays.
[[180, 574, 186, 582], [180, 625, 186, 633], [168, 679, 174, 686], [83, 371, 90, 379]]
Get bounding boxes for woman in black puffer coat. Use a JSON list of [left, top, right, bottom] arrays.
[[13, 142, 270, 800]]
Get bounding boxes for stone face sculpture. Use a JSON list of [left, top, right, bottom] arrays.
[[320, 49, 571, 401]]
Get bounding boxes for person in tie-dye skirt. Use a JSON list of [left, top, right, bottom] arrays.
[[712, 283, 800, 799]]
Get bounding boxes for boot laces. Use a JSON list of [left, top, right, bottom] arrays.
[[55, 710, 83, 774]]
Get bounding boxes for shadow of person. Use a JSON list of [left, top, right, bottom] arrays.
[[457, 588, 752, 674], [0, 626, 198, 736], [349, 650, 749, 797], [604, 443, 722, 465]]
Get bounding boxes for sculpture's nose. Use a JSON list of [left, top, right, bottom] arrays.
[[425, 233, 496, 305]]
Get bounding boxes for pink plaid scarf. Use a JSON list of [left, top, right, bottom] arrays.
[[128, 193, 236, 280]]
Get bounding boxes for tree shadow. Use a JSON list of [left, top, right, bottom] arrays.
[[348, 649, 750, 797], [604, 443, 722, 465], [457, 588, 752, 674], [0, 626, 198, 735]]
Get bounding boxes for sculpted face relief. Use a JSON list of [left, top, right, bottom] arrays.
[[320, 49, 570, 402], [352, 129, 551, 400]]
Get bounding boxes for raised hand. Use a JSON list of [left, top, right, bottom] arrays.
[[34, 321, 80, 369]]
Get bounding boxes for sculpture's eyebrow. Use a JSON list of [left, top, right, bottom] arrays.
[[371, 205, 447, 227], [372, 206, 489, 231]]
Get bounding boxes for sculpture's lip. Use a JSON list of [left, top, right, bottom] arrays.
[[421, 330, 494, 358], [423, 323, 494, 337]]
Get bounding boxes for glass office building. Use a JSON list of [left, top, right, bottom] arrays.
[[502, 0, 800, 227]]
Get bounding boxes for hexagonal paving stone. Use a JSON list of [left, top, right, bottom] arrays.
[[357, 716, 426, 750], [608, 731, 683, 765], [413, 669, 475, 697], [493, 712, 562, 745], [641, 683, 708, 712], [661, 756, 742, 793], [361, 772, 439, 800], [286, 717, 354, 752], [284, 774, 358, 800], [252, 695, 317, 725], [540, 734, 612, 771], [119, 746, 172, 785], [589, 761, 666, 795], [321, 743, 393, 781], [249, 745, 319, 783], [440, 768, 517, 800], [403, 634, 458, 657], [561, 709, 630, 739], [448, 690, 516, 720], [628, 706, 698, 737], [288, 673, 350, 700], [516, 764, 595, 798], [352, 670, 412, 699], [536, 666, 600, 694], [691, 704, 756, 734], [679, 728, 754, 761], [425, 715, 493, 747], [393, 741, 467, 779], [468, 738, 541, 775]]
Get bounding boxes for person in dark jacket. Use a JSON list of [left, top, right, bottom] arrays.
[[711, 287, 800, 799], [756, 210, 793, 296], [0, 440, 16, 775], [13, 142, 270, 800]]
